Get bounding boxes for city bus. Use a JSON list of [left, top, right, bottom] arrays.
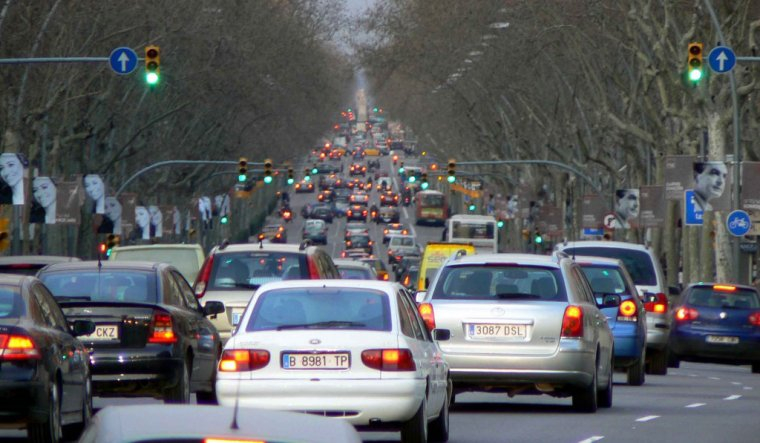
[[414, 190, 448, 226], [445, 214, 498, 253]]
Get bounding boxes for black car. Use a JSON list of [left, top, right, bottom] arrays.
[[38, 262, 224, 404], [0, 274, 95, 442], [309, 204, 334, 223], [345, 233, 373, 254]]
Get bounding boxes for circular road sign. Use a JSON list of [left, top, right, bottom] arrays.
[[726, 210, 751, 237]]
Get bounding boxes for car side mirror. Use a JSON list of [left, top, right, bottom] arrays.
[[599, 294, 621, 308], [668, 285, 681, 296], [433, 329, 451, 341], [203, 301, 225, 316], [415, 291, 427, 303], [70, 320, 96, 337]]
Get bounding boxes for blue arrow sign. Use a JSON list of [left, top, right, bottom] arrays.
[[726, 210, 751, 236], [109, 47, 138, 75], [708, 46, 736, 74]]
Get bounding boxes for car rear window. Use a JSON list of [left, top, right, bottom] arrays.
[[579, 266, 630, 295], [338, 267, 372, 279], [563, 247, 657, 286], [40, 271, 157, 303], [687, 287, 760, 309], [209, 252, 307, 290], [246, 288, 391, 331], [0, 286, 23, 318], [431, 265, 567, 301], [110, 248, 201, 283], [0, 264, 46, 276]]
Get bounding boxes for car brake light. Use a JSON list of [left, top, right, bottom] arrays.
[[418, 303, 435, 330], [617, 300, 637, 322], [361, 349, 416, 371], [747, 311, 760, 326], [0, 333, 41, 360], [308, 258, 319, 278], [148, 312, 177, 344], [675, 307, 699, 322], [561, 305, 583, 337], [714, 284, 737, 292], [219, 349, 270, 372], [644, 293, 668, 313], [194, 254, 215, 298], [382, 273, 389, 281]]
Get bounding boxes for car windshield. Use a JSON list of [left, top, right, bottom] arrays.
[[247, 288, 391, 331], [338, 267, 373, 279], [564, 247, 656, 286], [580, 266, 629, 295], [209, 252, 307, 290], [687, 287, 760, 309], [431, 265, 567, 301], [0, 286, 23, 318], [40, 270, 157, 303]]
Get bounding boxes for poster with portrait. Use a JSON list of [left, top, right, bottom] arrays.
[[538, 205, 563, 236], [665, 155, 696, 200], [160, 205, 176, 237], [611, 189, 640, 229], [95, 196, 124, 235], [691, 161, 730, 212], [639, 186, 665, 228], [29, 176, 57, 224], [148, 205, 163, 238], [118, 193, 137, 238], [581, 194, 608, 229], [83, 174, 106, 214], [134, 205, 151, 241], [741, 162, 760, 211], [199, 196, 212, 229], [54, 181, 84, 224], [0, 152, 29, 206]]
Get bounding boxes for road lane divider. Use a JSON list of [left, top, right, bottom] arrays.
[[577, 436, 604, 443], [635, 415, 660, 422], [685, 403, 705, 408], [724, 395, 741, 400]]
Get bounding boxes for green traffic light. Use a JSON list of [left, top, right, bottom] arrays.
[[311, 167, 318, 175], [304, 175, 311, 181], [497, 220, 505, 228], [220, 215, 229, 224], [535, 235, 543, 244], [421, 181, 429, 190], [447, 175, 456, 183], [689, 68, 702, 82], [263, 176, 273, 184], [408, 176, 416, 183], [146, 72, 159, 85], [398, 167, 405, 174], [287, 178, 294, 185], [373, 107, 378, 112], [238, 174, 247, 182], [468, 204, 476, 211]]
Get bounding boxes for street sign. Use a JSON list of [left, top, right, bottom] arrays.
[[708, 46, 736, 74], [726, 210, 751, 236], [583, 228, 604, 237], [740, 242, 758, 254], [109, 47, 138, 75], [603, 213, 617, 230], [684, 190, 703, 226]]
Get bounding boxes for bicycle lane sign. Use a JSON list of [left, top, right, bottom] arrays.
[[726, 210, 751, 236]]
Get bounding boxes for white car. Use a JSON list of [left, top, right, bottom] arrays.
[[216, 280, 452, 442]]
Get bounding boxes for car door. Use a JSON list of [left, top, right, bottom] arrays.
[[570, 266, 614, 373], [171, 270, 218, 384]]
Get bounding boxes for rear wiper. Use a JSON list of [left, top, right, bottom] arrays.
[[55, 296, 92, 301], [495, 293, 541, 300], [277, 321, 366, 330], [232, 283, 259, 289]]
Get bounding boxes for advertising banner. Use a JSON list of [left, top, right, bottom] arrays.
[[741, 162, 760, 211], [581, 194, 608, 229], [665, 155, 696, 200], [639, 186, 665, 228]]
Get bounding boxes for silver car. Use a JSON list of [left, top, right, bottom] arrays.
[[419, 252, 615, 412]]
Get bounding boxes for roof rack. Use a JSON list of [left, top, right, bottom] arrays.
[[454, 249, 468, 260], [218, 239, 230, 251], [299, 240, 312, 251], [552, 250, 570, 263]]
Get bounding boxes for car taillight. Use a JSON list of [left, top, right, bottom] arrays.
[[219, 349, 270, 372], [381, 273, 389, 281], [561, 305, 583, 337], [418, 303, 436, 330], [0, 333, 40, 360], [148, 312, 177, 344], [194, 254, 215, 298], [749, 311, 760, 326], [395, 255, 402, 262], [361, 349, 416, 371], [346, 241, 352, 247], [308, 258, 320, 278], [617, 300, 638, 322], [675, 307, 699, 322], [383, 229, 389, 235], [644, 293, 668, 313]]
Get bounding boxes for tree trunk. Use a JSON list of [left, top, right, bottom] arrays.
[[706, 112, 730, 280], [665, 200, 679, 287]]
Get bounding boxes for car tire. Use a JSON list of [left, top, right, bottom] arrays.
[[752, 363, 760, 374], [29, 380, 62, 443], [647, 348, 668, 375], [429, 380, 451, 442], [63, 375, 93, 440], [598, 356, 613, 408], [572, 362, 598, 413], [628, 352, 646, 386], [668, 351, 681, 368], [400, 400, 427, 443], [165, 358, 191, 404]]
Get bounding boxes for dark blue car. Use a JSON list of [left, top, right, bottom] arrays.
[[669, 283, 760, 373], [578, 257, 647, 386]]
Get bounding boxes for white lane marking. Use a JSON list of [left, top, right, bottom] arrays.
[[731, 382, 742, 385], [685, 403, 705, 408], [687, 373, 698, 377], [635, 415, 660, 422], [743, 386, 752, 391], [724, 395, 742, 400], [578, 437, 604, 443], [709, 377, 721, 380]]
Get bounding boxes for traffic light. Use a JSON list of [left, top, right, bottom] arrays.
[[497, 219, 505, 228], [468, 203, 476, 212], [447, 159, 456, 183], [263, 158, 273, 184], [687, 42, 704, 83], [104, 234, 120, 256], [534, 229, 543, 244], [311, 163, 318, 175], [373, 107, 378, 112], [304, 168, 311, 181], [408, 175, 416, 183], [287, 167, 294, 185], [420, 173, 429, 190], [398, 162, 405, 174], [220, 215, 229, 224], [238, 157, 248, 182], [144, 45, 160, 85], [98, 243, 107, 256]]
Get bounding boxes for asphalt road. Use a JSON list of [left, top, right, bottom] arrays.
[[3, 153, 759, 442]]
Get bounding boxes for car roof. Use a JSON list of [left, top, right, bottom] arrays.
[[0, 273, 33, 285], [684, 282, 758, 292], [573, 256, 624, 267], [40, 260, 163, 272], [110, 244, 201, 252], [90, 404, 361, 443], [447, 253, 562, 269], [0, 255, 81, 265], [557, 240, 649, 252], [216, 243, 303, 254], [333, 259, 374, 270], [256, 279, 400, 293]]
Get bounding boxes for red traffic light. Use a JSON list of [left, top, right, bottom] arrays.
[[98, 243, 107, 254]]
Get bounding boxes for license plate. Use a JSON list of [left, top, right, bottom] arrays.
[[231, 311, 243, 326], [82, 325, 119, 342], [282, 352, 350, 369], [467, 323, 527, 339], [706, 335, 739, 344]]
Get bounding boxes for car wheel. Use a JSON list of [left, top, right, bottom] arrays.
[[647, 348, 668, 375], [628, 351, 646, 386], [668, 351, 681, 368], [572, 361, 598, 413], [429, 380, 451, 442], [400, 400, 427, 443], [63, 375, 93, 440], [165, 358, 191, 404], [598, 355, 613, 408], [752, 363, 760, 374], [29, 380, 62, 443]]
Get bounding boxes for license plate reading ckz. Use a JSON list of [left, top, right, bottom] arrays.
[[84, 325, 119, 341], [282, 352, 350, 369]]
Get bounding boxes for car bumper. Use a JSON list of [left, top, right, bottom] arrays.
[[670, 331, 760, 364], [216, 378, 425, 426], [645, 316, 670, 349], [88, 348, 183, 397], [0, 381, 48, 426]]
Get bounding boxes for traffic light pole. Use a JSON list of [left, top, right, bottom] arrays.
[[455, 159, 602, 193]]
